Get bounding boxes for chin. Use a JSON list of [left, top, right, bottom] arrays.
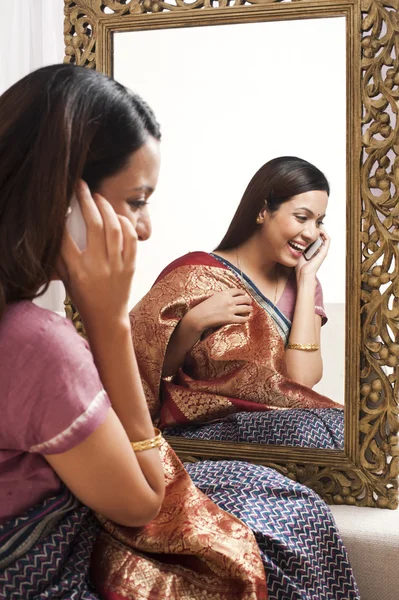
[[279, 255, 298, 269]]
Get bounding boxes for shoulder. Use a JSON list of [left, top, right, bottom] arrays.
[[1, 300, 81, 348], [314, 278, 327, 324], [1, 302, 110, 454], [153, 252, 223, 285], [315, 277, 324, 301], [1, 301, 92, 373]]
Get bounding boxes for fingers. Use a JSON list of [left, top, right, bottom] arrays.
[[76, 181, 106, 257], [55, 253, 70, 287], [233, 303, 252, 315], [94, 194, 123, 266], [318, 232, 330, 256], [59, 228, 81, 271], [227, 289, 253, 318], [228, 288, 252, 304], [319, 227, 331, 249], [233, 315, 252, 322], [230, 287, 248, 296], [118, 215, 138, 272]]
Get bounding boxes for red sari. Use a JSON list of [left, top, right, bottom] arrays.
[[91, 440, 267, 599], [130, 251, 341, 428]]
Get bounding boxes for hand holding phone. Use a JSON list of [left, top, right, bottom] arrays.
[[60, 181, 138, 326], [66, 193, 87, 251], [303, 236, 324, 261]]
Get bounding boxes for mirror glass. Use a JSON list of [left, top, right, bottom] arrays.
[[114, 17, 346, 447]]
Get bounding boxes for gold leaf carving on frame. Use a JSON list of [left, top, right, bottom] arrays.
[[359, 0, 399, 508]]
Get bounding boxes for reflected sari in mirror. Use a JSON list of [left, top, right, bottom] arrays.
[[130, 251, 344, 449]]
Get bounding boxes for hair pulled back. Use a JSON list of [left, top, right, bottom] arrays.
[[216, 156, 329, 251], [0, 64, 161, 317]]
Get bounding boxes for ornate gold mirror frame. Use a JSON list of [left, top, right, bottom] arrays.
[[64, 0, 399, 508]]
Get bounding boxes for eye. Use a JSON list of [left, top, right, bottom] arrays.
[[295, 215, 307, 222], [317, 220, 324, 227], [128, 199, 148, 211]]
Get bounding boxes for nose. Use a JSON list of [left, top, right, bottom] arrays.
[[302, 221, 318, 243], [136, 212, 152, 241]]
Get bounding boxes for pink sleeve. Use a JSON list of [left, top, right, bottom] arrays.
[[5, 316, 111, 455], [315, 278, 328, 325]]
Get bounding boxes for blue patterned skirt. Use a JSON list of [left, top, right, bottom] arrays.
[[0, 488, 100, 599], [1, 460, 358, 599], [165, 408, 344, 449], [185, 460, 359, 600]]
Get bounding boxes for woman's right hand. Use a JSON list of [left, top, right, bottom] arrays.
[[57, 180, 137, 326], [162, 288, 253, 377], [186, 288, 253, 334], [52, 181, 165, 527], [295, 226, 330, 280]]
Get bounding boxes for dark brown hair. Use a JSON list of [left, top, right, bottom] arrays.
[[215, 156, 329, 251], [0, 64, 161, 318]]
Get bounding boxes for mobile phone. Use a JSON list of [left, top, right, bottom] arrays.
[[66, 194, 87, 251], [303, 236, 323, 261]]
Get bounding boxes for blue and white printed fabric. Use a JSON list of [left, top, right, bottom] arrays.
[[0, 490, 100, 600], [165, 408, 344, 449], [186, 460, 359, 600]]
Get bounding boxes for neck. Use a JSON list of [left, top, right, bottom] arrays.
[[235, 235, 279, 280]]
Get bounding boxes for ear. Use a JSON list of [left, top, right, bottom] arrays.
[[256, 201, 268, 224]]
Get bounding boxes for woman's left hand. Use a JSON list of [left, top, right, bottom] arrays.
[[295, 227, 330, 278]]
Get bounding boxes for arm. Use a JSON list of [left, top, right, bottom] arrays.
[[162, 288, 252, 377], [285, 228, 330, 388], [285, 273, 323, 387], [46, 408, 163, 527], [51, 182, 165, 526]]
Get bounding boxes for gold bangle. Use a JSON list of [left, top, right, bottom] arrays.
[[131, 428, 163, 452], [287, 343, 319, 352]]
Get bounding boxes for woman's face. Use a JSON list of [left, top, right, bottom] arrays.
[[259, 190, 328, 267], [96, 135, 161, 241]]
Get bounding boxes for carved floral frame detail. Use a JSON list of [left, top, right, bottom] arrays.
[[64, 0, 399, 508]]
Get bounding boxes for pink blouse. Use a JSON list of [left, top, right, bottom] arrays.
[[277, 271, 327, 325], [0, 301, 110, 523]]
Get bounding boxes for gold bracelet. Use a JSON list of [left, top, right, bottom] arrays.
[[131, 428, 163, 452], [287, 343, 319, 352]]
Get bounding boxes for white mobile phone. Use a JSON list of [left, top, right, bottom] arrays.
[[303, 236, 323, 261], [66, 194, 87, 251]]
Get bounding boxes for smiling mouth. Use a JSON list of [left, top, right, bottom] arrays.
[[288, 241, 306, 253]]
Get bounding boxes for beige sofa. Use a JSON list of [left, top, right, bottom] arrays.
[[330, 505, 399, 599]]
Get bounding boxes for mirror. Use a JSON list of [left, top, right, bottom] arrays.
[[114, 18, 346, 409], [64, 0, 399, 508], [114, 18, 346, 451]]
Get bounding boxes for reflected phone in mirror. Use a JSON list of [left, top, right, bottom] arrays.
[[303, 236, 323, 261], [66, 194, 87, 251]]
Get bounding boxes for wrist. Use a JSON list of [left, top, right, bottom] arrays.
[[182, 306, 206, 337], [296, 271, 317, 288], [83, 314, 131, 344]]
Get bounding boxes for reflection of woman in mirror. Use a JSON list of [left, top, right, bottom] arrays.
[[131, 157, 344, 449]]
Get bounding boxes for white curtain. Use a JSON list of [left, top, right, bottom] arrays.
[[0, 0, 65, 94], [0, 0, 67, 316]]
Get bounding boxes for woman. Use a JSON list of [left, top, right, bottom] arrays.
[[130, 157, 344, 449], [0, 65, 267, 599]]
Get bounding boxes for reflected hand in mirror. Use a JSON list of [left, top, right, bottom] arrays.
[[131, 157, 344, 450]]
